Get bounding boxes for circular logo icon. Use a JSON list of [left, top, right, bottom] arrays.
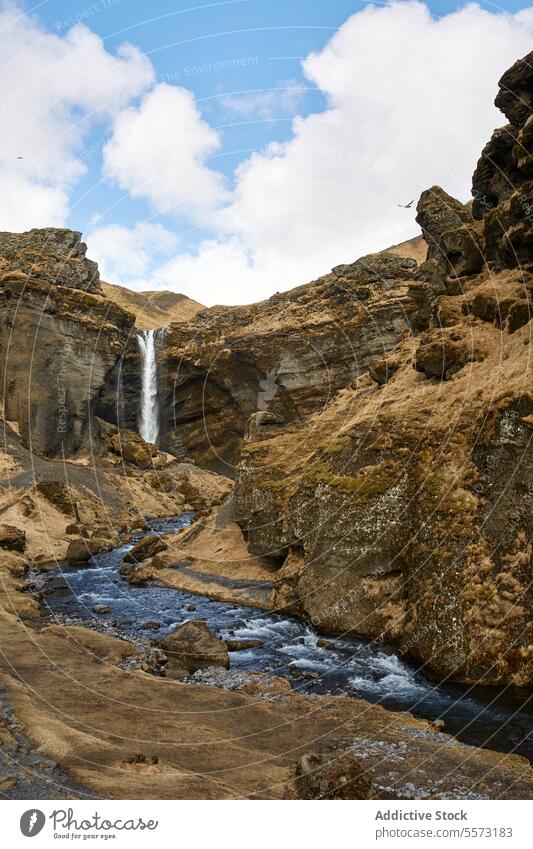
[[20, 809, 46, 837]]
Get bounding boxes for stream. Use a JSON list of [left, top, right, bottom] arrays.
[[40, 514, 533, 762]]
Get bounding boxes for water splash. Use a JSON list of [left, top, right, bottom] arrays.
[[137, 329, 159, 444]]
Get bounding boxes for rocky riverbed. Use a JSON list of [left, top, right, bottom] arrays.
[[38, 514, 533, 764]]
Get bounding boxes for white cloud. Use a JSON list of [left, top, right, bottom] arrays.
[[0, 4, 154, 230], [94, 2, 533, 306], [102, 84, 228, 221], [221, 79, 307, 120], [87, 222, 178, 282], [217, 1, 533, 297]]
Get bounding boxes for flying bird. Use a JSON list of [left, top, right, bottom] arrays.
[[398, 199, 414, 208], [16, 156, 23, 160]]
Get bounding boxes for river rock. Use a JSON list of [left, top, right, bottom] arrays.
[[123, 534, 168, 563], [316, 639, 336, 651], [66, 537, 105, 564], [93, 605, 110, 615], [225, 639, 264, 652], [158, 620, 229, 679], [0, 524, 26, 553]]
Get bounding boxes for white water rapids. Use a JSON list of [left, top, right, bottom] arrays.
[[137, 329, 159, 444]]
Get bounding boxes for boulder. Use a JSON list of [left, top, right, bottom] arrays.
[[66, 537, 105, 564], [414, 329, 472, 380], [0, 551, 28, 577], [416, 186, 473, 264], [0, 524, 26, 552], [120, 438, 153, 469], [158, 620, 229, 679], [293, 751, 372, 800], [123, 534, 168, 564]]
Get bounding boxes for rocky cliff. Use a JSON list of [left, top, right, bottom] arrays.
[[157, 240, 423, 472], [0, 229, 135, 456], [229, 52, 532, 685]]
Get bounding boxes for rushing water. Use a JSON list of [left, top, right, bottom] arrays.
[[137, 329, 159, 444], [41, 514, 533, 762]]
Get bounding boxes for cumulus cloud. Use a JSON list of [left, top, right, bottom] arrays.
[[102, 84, 228, 221], [219, 1, 533, 295], [87, 221, 179, 283], [93, 1, 533, 306], [0, 4, 154, 230]]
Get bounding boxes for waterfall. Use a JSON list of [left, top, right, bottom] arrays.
[[137, 329, 159, 444]]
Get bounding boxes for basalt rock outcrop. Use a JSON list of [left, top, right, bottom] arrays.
[[0, 228, 135, 456], [232, 52, 533, 686], [156, 246, 421, 473]]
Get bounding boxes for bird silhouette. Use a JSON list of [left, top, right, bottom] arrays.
[[16, 156, 23, 160], [398, 199, 414, 208]]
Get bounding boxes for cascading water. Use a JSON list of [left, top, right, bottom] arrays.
[[137, 329, 159, 444]]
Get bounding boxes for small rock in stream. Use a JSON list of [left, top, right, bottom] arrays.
[[316, 639, 336, 651], [226, 638, 264, 652]]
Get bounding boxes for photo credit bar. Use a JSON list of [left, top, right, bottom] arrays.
[[1, 800, 531, 848]]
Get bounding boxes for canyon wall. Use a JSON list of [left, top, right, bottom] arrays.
[[231, 52, 532, 685], [0, 229, 135, 456]]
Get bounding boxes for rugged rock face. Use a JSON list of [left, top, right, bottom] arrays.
[[0, 229, 134, 456], [157, 249, 420, 473], [232, 52, 533, 686], [471, 50, 533, 273], [0, 228, 101, 294]]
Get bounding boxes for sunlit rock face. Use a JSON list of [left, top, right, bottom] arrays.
[[0, 228, 134, 456], [157, 250, 419, 475], [233, 51, 533, 686]]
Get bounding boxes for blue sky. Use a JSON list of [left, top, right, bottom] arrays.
[[1, 0, 532, 303]]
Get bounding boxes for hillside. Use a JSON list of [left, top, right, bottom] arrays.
[[101, 280, 203, 329]]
